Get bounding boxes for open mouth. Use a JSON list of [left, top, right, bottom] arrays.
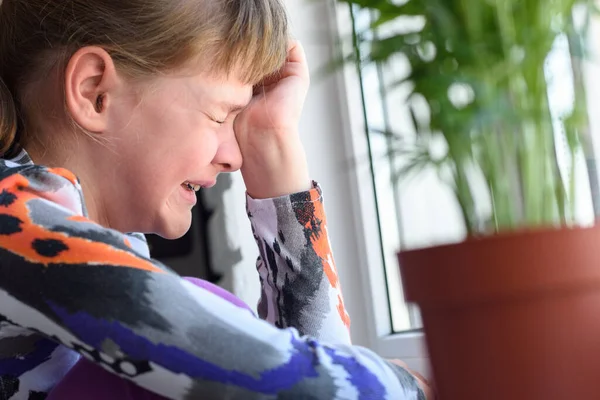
[[182, 181, 201, 192]]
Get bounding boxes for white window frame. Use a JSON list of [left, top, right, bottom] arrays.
[[326, 1, 431, 378]]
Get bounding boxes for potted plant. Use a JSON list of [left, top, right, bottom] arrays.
[[336, 0, 600, 398]]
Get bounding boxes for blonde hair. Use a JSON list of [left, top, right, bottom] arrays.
[[0, 0, 289, 157]]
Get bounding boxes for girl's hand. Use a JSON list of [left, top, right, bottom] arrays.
[[390, 359, 437, 399], [234, 40, 311, 199]]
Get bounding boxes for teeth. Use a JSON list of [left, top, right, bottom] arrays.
[[183, 181, 201, 192]]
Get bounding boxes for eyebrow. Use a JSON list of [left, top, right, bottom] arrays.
[[222, 94, 253, 114], [224, 103, 248, 113]]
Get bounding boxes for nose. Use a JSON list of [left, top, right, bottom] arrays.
[[213, 126, 243, 173]]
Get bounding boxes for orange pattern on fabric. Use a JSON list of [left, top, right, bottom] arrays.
[[0, 174, 163, 273], [307, 190, 350, 329], [47, 167, 78, 185], [337, 294, 351, 328], [67, 215, 88, 222]]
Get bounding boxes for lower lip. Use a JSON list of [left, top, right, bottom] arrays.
[[179, 185, 198, 205]]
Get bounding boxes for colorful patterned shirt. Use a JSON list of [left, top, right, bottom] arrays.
[[0, 151, 424, 399]]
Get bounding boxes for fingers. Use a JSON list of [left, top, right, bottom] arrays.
[[286, 39, 306, 66], [389, 359, 436, 399], [253, 75, 280, 95], [413, 373, 436, 399], [285, 39, 309, 81], [253, 39, 309, 93]]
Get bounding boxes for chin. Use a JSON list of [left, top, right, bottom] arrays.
[[154, 215, 193, 240]]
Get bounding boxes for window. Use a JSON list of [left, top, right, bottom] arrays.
[[331, 1, 600, 377], [331, 2, 430, 376]]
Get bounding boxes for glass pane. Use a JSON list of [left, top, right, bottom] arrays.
[[355, 10, 448, 332]]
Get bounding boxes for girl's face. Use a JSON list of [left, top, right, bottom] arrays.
[[92, 72, 252, 238]]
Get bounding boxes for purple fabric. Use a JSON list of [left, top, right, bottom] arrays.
[[183, 277, 254, 313], [47, 277, 253, 400]]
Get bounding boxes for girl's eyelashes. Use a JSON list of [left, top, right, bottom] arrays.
[[207, 113, 226, 125]]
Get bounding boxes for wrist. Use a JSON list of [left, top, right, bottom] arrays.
[[242, 142, 311, 199], [244, 166, 312, 199]]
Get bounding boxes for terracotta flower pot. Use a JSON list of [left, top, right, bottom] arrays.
[[399, 224, 600, 400]]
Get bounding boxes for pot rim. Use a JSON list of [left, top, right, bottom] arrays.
[[399, 223, 600, 307]]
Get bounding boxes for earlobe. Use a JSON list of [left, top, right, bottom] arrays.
[[64, 47, 116, 133]]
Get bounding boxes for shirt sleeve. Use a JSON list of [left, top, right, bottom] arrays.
[[0, 167, 425, 400], [246, 182, 352, 345]]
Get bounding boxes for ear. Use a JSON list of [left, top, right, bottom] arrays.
[[64, 46, 119, 133]]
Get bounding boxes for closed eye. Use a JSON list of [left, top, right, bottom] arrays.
[[206, 114, 226, 125]]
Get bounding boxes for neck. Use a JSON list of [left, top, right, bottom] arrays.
[[25, 140, 112, 229]]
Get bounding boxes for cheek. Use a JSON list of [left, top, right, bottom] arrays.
[[131, 107, 214, 161], [117, 94, 221, 185], [178, 126, 221, 164]]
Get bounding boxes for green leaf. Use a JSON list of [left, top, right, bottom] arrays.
[[332, 0, 593, 234]]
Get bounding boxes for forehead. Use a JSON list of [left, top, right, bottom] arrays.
[[164, 68, 254, 106]]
